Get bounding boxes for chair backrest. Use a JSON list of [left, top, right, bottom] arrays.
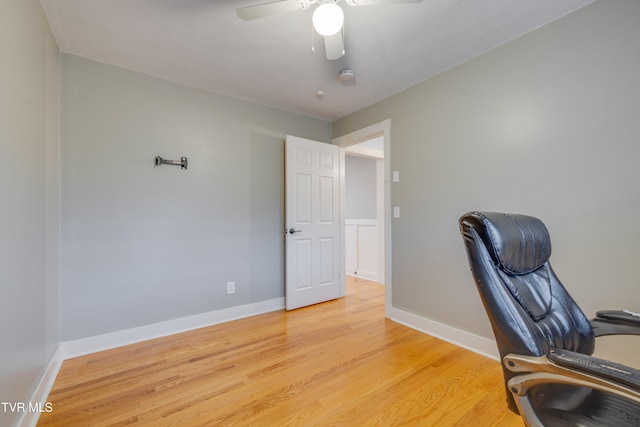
[[459, 212, 595, 409]]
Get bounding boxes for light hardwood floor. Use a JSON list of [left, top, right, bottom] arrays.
[[38, 277, 523, 426]]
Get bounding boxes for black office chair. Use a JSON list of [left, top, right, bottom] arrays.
[[459, 211, 640, 427]]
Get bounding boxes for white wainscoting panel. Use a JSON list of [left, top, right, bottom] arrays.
[[345, 219, 379, 282]]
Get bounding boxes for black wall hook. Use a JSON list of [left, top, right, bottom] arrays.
[[155, 156, 187, 170]]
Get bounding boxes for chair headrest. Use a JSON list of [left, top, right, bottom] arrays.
[[460, 211, 551, 275]]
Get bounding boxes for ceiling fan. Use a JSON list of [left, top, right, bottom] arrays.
[[237, 0, 422, 60]]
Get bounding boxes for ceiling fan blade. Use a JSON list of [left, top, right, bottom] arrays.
[[347, 0, 422, 5], [237, 0, 304, 21], [324, 32, 345, 60]]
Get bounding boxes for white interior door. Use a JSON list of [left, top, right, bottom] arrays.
[[285, 135, 341, 310]]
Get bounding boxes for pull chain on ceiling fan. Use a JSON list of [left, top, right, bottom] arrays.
[[237, 0, 422, 60]]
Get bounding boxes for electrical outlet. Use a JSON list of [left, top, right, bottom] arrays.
[[226, 281, 236, 294]]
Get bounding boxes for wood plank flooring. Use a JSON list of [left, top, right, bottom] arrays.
[[38, 277, 523, 426]]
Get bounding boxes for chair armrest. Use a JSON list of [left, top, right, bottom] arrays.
[[591, 310, 640, 337], [547, 348, 640, 390], [598, 309, 640, 324], [504, 351, 640, 403]]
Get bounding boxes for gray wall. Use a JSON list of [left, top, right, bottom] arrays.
[[334, 0, 640, 355], [0, 0, 60, 425], [345, 155, 377, 219], [60, 55, 332, 340]]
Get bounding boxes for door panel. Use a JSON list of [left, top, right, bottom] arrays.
[[319, 176, 334, 223], [295, 174, 312, 223], [285, 135, 341, 310], [295, 238, 312, 290], [319, 237, 334, 285]]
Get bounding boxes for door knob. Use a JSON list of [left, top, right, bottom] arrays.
[[288, 228, 302, 235]]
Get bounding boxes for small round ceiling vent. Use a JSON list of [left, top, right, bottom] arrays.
[[338, 68, 355, 82]]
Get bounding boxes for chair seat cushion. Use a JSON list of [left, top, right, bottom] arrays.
[[538, 388, 640, 427]]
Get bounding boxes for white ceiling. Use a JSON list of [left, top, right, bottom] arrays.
[[41, 0, 593, 121]]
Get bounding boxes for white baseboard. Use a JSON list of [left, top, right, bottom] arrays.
[[346, 271, 378, 282], [61, 297, 284, 359], [387, 306, 500, 361], [17, 345, 64, 427]]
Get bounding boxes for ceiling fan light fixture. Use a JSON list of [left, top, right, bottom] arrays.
[[312, 3, 344, 36]]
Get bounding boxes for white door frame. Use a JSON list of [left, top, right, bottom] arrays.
[[333, 119, 392, 315]]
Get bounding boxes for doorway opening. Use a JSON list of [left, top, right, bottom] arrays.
[[333, 119, 391, 315], [344, 138, 384, 283]]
